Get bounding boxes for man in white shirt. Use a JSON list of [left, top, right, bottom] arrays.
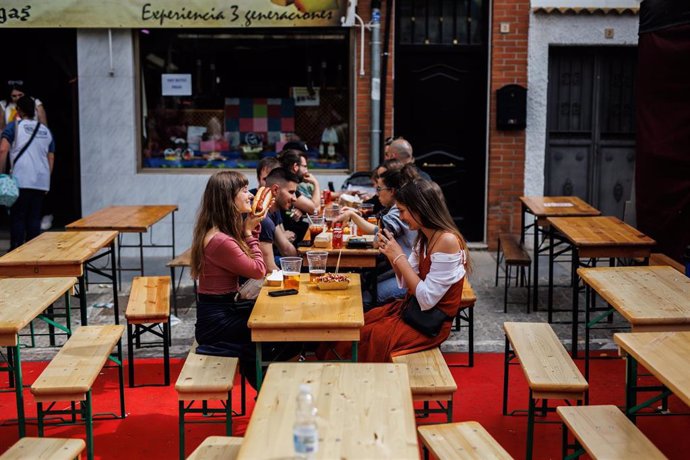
[[0, 95, 55, 249]]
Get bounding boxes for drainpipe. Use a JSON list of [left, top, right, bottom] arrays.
[[370, 0, 382, 169]]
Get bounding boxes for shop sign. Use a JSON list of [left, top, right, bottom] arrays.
[[162, 74, 192, 96], [291, 87, 320, 106], [0, 0, 350, 28]]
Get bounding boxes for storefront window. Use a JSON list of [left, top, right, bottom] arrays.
[[139, 29, 350, 170]]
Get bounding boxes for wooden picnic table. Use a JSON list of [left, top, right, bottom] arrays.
[[0, 277, 77, 437], [614, 331, 690, 422], [237, 362, 419, 460], [547, 216, 655, 356], [520, 196, 600, 311], [297, 245, 379, 268], [0, 231, 119, 326], [66, 205, 178, 284], [297, 233, 378, 268], [248, 273, 364, 388], [579, 266, 690, 380]]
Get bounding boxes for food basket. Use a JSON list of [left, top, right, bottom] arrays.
[[315, 274, 350, 290]]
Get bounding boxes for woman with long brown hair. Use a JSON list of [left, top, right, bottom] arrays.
[[320, 178, 470, 362], [191, 171, 266, 387]]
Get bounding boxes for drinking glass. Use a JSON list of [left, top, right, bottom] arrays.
[[308, 216, 324, 244], [324, 204, 340, 232], [279, 257, 302, 291], [306, 251, 328, 282]]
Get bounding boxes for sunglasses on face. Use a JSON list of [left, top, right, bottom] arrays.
[[376, 186, 392, 192]]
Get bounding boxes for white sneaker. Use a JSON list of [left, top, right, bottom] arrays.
[[40, 214, 53, 230]]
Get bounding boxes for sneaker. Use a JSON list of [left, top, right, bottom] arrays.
[[40, 214, 53, 230]]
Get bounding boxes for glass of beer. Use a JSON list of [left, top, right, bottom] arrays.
[[306, 251, 328, 282], [308, 216, 324, 244], [279, 257, 302, 291]]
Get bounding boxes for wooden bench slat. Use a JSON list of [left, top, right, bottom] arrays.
[[460, 281, 477, 308], [167, 248, 192, 267], [176, 347, 239, 397], [649, 252, 684, 274], [418, 422, 513, 460], [392, 348, 457, 395], [499, 234, 531, 265], [187, 436, 243, 460], [557, 405, 667, 460], [0, 277, 76, 337], [504, 322, 588, 394], [125, 276, 171, 322], [30, 325, 125, 397], [0, 437, 86, 460]]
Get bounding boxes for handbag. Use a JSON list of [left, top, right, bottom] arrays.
[[0, 121, 41, 207], [401, 295, 451, 337]]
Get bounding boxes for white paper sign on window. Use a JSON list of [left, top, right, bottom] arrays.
[[162, 74, 192, 96], [291, 87, 320, 106]]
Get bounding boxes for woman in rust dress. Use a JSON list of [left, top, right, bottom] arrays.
[[320, 179, 470, 362]]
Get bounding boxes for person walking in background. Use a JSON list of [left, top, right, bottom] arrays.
[[0, 96, 54, 250], [0, 80, 52, 230], [0, 81, 48, 130]]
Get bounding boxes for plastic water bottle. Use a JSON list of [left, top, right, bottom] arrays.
[[293, 384, 318, 459]]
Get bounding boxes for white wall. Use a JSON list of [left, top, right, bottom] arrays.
[[77, 30, 347, 256], [524, 13, 639, 195]]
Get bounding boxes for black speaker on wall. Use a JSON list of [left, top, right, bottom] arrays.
[[496, 84, 527, 130]]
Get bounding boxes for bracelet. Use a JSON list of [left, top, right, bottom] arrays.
[[392, 254, 406, 267]]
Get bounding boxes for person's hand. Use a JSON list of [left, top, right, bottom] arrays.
[[334, 210, 353, 224], [340, 206, 360, 215], [303, 172, 318, 185], [284, 230, 296, 243], [291, 208, 303, 221], [243, 198, 273, 235], [378, 228, 404, 261], [244, 213, 264, 236]]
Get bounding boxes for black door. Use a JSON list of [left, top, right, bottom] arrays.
[[0, 29, 80, 228], [545, 46, 637, 218], [395, 0, 489, 242]]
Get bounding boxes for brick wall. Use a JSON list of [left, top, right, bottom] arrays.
[[487, 0, 530, 247], [354, 1, 395, 172]]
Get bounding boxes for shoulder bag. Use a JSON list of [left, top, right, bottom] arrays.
[[401, 295, 451, 337], [0, 121, 41, 207]]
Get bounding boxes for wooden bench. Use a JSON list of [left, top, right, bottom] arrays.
[[30, 325, 125, 460], [502, 322, 588, 460], [186, 436, 243, 460], [650, 252, 684, 274], [495, 234, 531, 313], [418, 421, 513, 460], [125, 276, 171, 387], [167, 248, 196, 316], [0, 437, 86, 460], [176, 342, 244, 459], [557, 405, 667, 460], [452, 280, 477, 367], [392, 347, 457, 423]]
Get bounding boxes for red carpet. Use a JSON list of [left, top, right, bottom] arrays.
[[1, 353, 690, 459]]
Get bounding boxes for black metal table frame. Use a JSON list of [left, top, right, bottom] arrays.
[[115, 211, 176, 288]]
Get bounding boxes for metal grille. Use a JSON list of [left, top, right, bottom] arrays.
[[398, 0, 485, 46]]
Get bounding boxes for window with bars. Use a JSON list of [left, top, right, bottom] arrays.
[[398, 0, 485, 46]]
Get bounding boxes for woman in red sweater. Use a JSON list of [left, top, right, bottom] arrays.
[[190, 171, 266, 388]]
